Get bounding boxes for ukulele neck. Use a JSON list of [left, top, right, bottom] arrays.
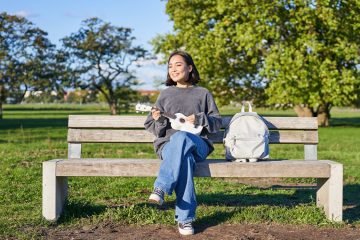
[[161, 111, 176, 120]]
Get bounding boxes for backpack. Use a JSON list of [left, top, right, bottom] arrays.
[[223, 102, 269, 162]]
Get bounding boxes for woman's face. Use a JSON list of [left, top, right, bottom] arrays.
[[168, 54, 192, 84]]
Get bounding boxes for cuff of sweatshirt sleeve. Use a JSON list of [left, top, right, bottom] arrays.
[[156, 115, 167, 124], [195, 113, 204, 126]]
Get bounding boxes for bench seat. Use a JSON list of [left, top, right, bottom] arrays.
[[50, 158, 335, 178]]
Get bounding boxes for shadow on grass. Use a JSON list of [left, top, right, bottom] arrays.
[[196, 211, 236, 232], [4, 107, 100, 111], [197, 187, 315, 207], [330, 117, 360, 127], [171, 187, 315, 230], [0, 118, 68, 130], [343, 184, 360, 223], [57, 200, 107, 224], [56, 184, 359, 225], [196, 184, 360, 224], [56, 187, 315, 224], [0, 112, 125, 130]]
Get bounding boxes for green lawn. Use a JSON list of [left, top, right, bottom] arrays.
[[0, 104, 359, 239]]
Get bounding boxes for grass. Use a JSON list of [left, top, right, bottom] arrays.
[[0, 103, 359, 238]]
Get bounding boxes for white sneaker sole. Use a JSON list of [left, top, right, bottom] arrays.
[[149, 193, 164, 205], [178, 227, 194, 236]]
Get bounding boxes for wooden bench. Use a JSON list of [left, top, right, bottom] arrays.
[[42, 115, 343, 222]]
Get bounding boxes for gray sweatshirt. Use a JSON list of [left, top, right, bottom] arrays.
[[144, 86, 222, 158]]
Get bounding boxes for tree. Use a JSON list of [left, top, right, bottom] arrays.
[[0, 12, 55, 119], [152, 0, 360, 126], [61, 17, 149, 115], [151, 0, 269, 106], [262, 1, 360, 126]]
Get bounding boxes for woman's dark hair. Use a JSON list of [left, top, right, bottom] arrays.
[[165, 50, 200, 86]]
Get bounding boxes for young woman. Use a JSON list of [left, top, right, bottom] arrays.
[[144, 50, 222, 235]]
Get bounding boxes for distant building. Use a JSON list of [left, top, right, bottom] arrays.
[[138, 90, 160, 97], [24, 90, 58, 98]]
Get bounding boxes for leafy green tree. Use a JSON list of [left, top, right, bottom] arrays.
[[152, 0, 360, 126], [61, 17, 149, 115], [263, 1, 360, 126], [0, 12, 56, 118], [151, 0, 268, 106]]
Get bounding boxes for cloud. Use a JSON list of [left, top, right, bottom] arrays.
[[14, 10, 39, 18], [130, 54, 169, 90], [133, 64, 167, 90], [135, 58, 159, 66], [134, 54, 167, 67]]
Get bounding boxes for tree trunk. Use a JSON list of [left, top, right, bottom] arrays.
[[0, 84, 4, 120], [20, 84, 28, 103], [96, 86, 118, 115], [317, 104, 331, 127], [109, 100, 117, 115], [293, 105, 314, 117], [0, 99, 2, 120], [294, 104, 331, 127]]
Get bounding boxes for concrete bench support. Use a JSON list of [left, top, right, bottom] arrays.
[[42, 160, 68, 221], [316, 162, 343, 221], [304, 144, 317, 160]]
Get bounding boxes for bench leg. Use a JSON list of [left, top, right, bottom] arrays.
[[42, 161, 68, 221], [316, 163, 343, 222]]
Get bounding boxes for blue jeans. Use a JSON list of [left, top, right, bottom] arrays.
[[154, 131, 210, 223]]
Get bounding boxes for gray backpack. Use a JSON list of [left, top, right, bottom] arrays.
[[223, 102, 269, 162]]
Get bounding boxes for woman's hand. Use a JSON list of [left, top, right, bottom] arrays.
[[151, 108, 161, 121], [185, 114, 196, 125]]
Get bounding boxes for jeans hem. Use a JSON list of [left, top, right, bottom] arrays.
[[176, 217, 195, 224], [154, 183, 172, 196]]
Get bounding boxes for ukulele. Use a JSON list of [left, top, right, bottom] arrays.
[[135, 103, 203, 135]]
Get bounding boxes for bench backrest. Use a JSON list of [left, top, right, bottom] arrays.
[[67, 115, 318, 160]]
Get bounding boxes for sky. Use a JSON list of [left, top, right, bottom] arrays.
[[1, 0, 174, 90]]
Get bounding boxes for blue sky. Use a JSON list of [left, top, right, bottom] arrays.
[[1, 0, 174, 90]]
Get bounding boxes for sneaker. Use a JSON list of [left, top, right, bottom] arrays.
[[178, 222, 194, 236], [149, 187, 164, 205], [248, 158, 258, 162]]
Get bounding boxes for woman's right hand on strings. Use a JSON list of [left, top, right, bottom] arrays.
[[151, 108, 161, 121]]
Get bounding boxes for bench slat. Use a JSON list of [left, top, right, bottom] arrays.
[[68, 115, 318, 130], [55, 159, 331, 178], [67, 129, 318, 144]]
